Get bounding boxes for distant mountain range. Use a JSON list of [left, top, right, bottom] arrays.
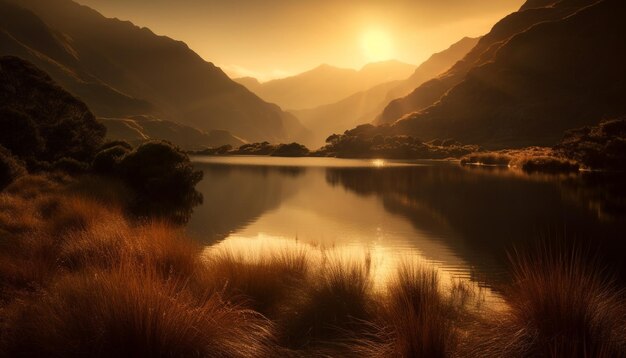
[[0, 0, 306, 144], [351, 0, 626, 149], [290, 37, 478, 148], [235, 60, 416, 111]]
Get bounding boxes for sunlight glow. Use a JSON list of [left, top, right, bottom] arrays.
[[372, 159, 386, 167], [360, 28, 395, 62]]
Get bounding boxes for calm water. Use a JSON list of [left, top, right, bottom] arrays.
[[187, 156, 626, 289]]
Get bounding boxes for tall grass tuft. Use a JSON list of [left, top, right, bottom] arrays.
[[468, 245, 626, 357], [1, 262, 276, 357], [204, 244, 311, 316], [360, 263, 473, 358], [277, 253, 375, 350]]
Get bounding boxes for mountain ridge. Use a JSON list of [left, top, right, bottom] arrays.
[[0, 0, 305, 143]]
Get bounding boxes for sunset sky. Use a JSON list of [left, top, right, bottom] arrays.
[[77, 0, 524, 81]]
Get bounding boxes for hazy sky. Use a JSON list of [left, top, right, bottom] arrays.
[[76, 0, 524, 81]]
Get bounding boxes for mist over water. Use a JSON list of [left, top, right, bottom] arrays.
[[188, 157, 626, 288]]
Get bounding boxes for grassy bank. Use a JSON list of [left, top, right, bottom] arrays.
[[460, 147, 581, 174], [0, 174, 624, 357]]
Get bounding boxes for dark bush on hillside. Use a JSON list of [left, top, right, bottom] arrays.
[[271, 143, 309, 157], [0, 56, 106, 165], [0, 107, 44, 159], [194, 144, 233, 156], [0, 146, 26, 190], [92, 145, 131, 176], [118, 141, 203, 223], [232, 142, 276, 155], [556, 118, 626, 170]]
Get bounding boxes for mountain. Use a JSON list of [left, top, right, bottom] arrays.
[[349, 0, 626, 150], [388, 0, 626, 148], [100, 116, 246, 150], [241, 61, 416, 111], [378, 0, 600, 125], [291, 37, 478, 148], [0, 0, 305, 143], [233, 77, 261, 92]]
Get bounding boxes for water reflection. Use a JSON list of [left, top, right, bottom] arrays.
[[188, 157, 626, 287]]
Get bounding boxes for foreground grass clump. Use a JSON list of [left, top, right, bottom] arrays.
[[1, 175, 625, 357], [2, 264, 274, 358], [374, 264, 465, 357], [467, 246, 626, 357]]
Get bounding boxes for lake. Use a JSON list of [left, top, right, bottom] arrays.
[[187, 156, 626, 290]]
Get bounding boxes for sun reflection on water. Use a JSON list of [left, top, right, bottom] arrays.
[[372, 159, 385, 167]]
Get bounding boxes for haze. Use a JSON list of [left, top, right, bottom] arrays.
[[76, 0, 524, 81]]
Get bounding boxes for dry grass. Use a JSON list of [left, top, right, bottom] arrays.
[[460, 153, 513, 166], [466, 246, 626, 357], [0, 174, 625, 357], [462, 147, 581, 174], [2, 263, 275, 358]]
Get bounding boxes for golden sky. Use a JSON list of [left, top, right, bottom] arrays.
[[76, 0, 524, 81]]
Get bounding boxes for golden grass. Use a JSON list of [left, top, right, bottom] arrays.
[[465, 246, 626, 357], [0, 174, 624, 356], [2, 263, 276, 357], [461, 147, 580, 174]]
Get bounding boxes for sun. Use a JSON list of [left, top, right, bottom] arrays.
[[360, 28, 395, 62]]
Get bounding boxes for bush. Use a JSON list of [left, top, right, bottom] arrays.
[[91, 145, 131, 176], [556, 118, 626, 170], [271, 143, 310, 157], [518, 156, 579, 173], [118, 141, 203, 222], [0, 107, 44, 159], [0, 57, 106, 165], [0, 146, 26, 190]]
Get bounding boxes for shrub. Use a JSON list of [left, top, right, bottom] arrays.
[[0, 57, 106, 164], [0, 107, 44, 159], [271, 143, 310, 157], [556, 118, 626, 170], [118, 141, 203, 222], [517, 156, 579, 173], [91, 145, 131, 176]]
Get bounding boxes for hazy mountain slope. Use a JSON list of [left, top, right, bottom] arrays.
[[389, 0, 626, 148], [0, 1, 152, 117], [1, 0, 305, 143], [291, 37, 478, 148], [384, 37, 480, 102], [100, 116, 245, 150], [233, 77, 261, 92], [246, 61, 416, 110], [378, 0, 600, 125]]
